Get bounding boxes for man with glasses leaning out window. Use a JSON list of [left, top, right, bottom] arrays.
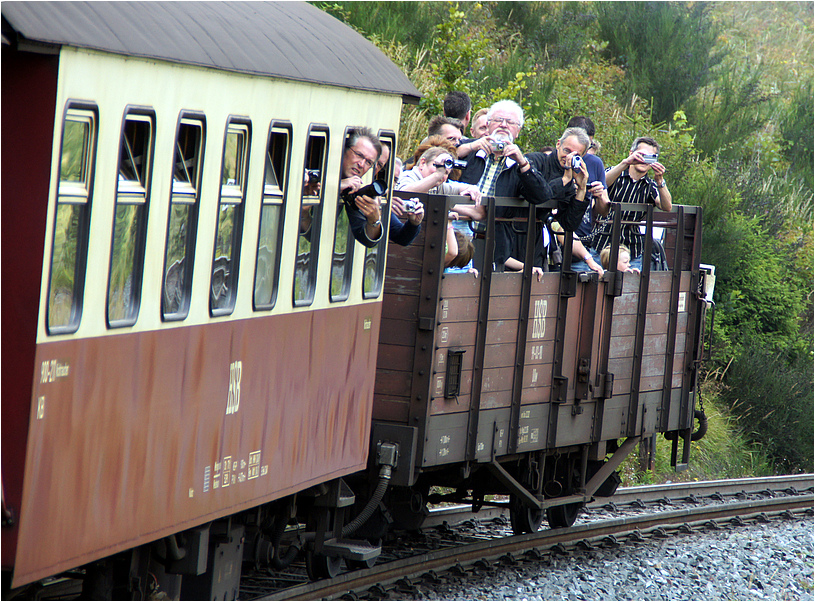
[[340, 127, 386, 247], [458, 100, 584, 273]]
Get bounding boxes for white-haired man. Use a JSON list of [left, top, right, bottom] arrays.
[[458, 100, 586, 273]]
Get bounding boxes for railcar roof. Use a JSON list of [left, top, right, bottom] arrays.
[[1, 1, 421, 103]]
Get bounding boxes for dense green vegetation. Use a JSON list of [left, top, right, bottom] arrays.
[[317, 1, 814, 478]]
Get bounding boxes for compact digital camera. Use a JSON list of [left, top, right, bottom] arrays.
[[571, 155, 582, 171], [402, 198, 419, 214], [307, 169, 321, 183], [641, 153, 659, 164], [490, 140, 506, 153]]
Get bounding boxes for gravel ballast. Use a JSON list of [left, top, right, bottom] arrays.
[[419, 518, 814, 601]]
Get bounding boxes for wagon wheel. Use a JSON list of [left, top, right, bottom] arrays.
[[509, 494, 544, 535], [546, 501, 581, 529], [388, 486, 430, 531], [306, 551, 343, 580]]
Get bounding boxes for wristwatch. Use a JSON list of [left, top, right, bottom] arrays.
[[656, 181, 667, 189], [370, 219, 381, 228]]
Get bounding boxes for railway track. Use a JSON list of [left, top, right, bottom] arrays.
[[243, 474, 814, 600], [420, 472, 815, 528]]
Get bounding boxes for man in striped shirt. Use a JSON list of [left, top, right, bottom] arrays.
[[588, 137, 672, 271]]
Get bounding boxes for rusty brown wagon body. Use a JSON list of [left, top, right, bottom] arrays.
[[372, 192, 709, 530]]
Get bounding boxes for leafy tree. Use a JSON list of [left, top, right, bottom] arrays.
[[315, 1, 449, 47], [595, 1, 726, 123], [422, 3, 492, 114], [703, 210, 809, 359]]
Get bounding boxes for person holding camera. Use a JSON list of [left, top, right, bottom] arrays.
[[396, 146, 481, 202], [550, 118, 608, 275], [456, 100, 563, 273], [397, 146, 485, 271], [373, 142, 422, 247], [520, 127, 592, 274], [587, 136, 672, 271], [340, 127, 386, 247]]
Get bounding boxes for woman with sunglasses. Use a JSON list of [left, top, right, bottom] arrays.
[[396, 146, 481, 202]]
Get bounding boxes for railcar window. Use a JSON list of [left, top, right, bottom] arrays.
[[162, 116, 205, 320], [47, 106, 97, 334], [363, 131, 395, 299], [108, 111, 154, 327], [293, 127, 328, 306], [211, 119, 251, 315], [254, 124, 291, 309], [330, 129, 358, 302]]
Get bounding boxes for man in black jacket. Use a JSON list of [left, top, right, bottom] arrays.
[[458, 101, 588, 272], [527, 127, 592, 269]]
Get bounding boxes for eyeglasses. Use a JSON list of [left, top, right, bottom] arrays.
[[349, 147, 374, 169], [488, 117, 521, 127]]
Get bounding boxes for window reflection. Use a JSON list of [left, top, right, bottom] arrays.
[[60, 120, 89, 184], [254, 125, 290, 309], [163, 118, 203, 319], [108, 113, 153, 326], [294, 128, 327, 306], [48, 106, 96, 333], [49, 204, 84, 328], [210, 120, 250, 315]]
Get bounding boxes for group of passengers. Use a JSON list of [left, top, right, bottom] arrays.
[[339, 90, 672, 277]]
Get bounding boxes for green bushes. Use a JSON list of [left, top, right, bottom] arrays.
[[716, 347, 813, 473], [619, 392, 774, 486], [705, 214, 806, 355], [684, 60, 774, 159]]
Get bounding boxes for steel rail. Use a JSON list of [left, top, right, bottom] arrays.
[[259, 492, 812, 600], [610, 473, 814, 504], [419, 473, 814, 528]]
